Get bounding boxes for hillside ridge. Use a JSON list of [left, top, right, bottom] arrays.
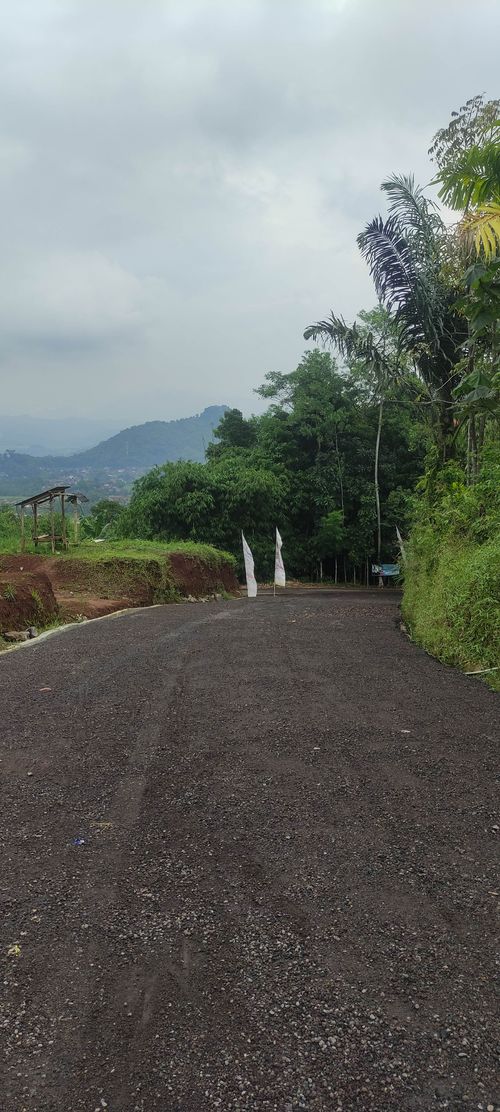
[[0, 406, 228, 499]]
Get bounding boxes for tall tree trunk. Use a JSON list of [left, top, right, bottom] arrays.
[[374, 396, 384, 587], [466, 418, 472, 486], [470, 415, 478, 483], [334, 428, 345, 516], [478, 413, 486, 456], [334, 557, 338, 585]]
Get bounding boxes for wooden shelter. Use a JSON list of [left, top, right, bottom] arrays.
[[16, 487, 90, 551], [16, 486, 70, 553]]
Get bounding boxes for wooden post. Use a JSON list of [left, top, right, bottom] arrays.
[[33, 502, 38, 548], [73, 500, 79, 545], [61, 493, 67, 549], [20, 507, 25, 553], [49, 495, 55, 554]]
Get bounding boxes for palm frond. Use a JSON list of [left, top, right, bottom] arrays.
[[460, 203, 500, 260], [357, 215, 417, 312], [358, 215, 457, 357], [381, 173, 444, 251], [304, 313, 389, 381], [435, 139, 500, 209]]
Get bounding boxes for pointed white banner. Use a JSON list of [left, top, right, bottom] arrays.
[[395, 525, 406, 561], [274, 527, 286, 588], [241, 532, 257, 597]]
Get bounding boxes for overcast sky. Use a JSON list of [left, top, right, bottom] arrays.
[[1, 0, 499, 423]]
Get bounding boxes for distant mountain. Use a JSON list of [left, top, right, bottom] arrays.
[[73, 406, 226, 469], [0, 415, 124, 456], [0, 406, 227, 500]]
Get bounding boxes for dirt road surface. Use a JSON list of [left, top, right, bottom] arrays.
[[1, 591, 498, 1111]]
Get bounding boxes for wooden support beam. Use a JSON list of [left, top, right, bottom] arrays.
[[61, 493, 67, 549], [49, 495, 55, 554]]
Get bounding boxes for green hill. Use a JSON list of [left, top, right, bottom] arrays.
[[0, 406, 227, 499]]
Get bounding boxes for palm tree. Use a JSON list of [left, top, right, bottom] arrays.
[[356, 174, 467, 459]]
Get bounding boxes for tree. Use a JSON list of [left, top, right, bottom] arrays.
[[118, 347, 425, 581], [429, 93, 500, 171], [81, 499, 125, 539], [430, 99, 500, 479], [314, 509, 345, 581], [304, 308, 404, 570], [207, 408, 256, 457], [434, 129, 500, 260], [357, 175, 467, 458]]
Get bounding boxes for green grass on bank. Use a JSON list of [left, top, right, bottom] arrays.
[[0, 509, 236, 570], [402, 456, 500, 691], [71, 539, 236, 568], [402, 533, 500, 690]]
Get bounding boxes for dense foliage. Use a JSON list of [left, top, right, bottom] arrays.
[[119, 349, 426, 580]]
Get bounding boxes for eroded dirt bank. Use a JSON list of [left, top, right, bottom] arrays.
[[0, 551, 239, 629]]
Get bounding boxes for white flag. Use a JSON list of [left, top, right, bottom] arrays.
[[274, 527, 286, 587], [395, 525, 406, 561], [241, 533, 257, 597]]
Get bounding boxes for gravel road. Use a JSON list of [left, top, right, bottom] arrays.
[[1, 590, 498, 1111]]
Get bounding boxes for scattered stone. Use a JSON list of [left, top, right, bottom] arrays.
[[27, 626, 38, 638], [4, 630, 30, 642]]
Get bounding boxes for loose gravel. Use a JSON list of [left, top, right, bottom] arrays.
[[0, 590, 498, 1111]]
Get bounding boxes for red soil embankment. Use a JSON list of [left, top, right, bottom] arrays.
[[0, 552, 239, 630], [0, 570, 58, 633], [168, 552, 238, 597]]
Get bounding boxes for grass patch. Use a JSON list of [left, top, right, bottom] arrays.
[[70, 539, 236, 568]]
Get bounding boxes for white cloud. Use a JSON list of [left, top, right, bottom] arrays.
[[0, 251, 152, 339], [0, 0, 499, 420]]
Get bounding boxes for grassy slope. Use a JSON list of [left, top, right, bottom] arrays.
[[403, 536, 500, 679], [402, 458, 500, 691], [71, 539, 236, 568], [0, 511, 235, 569]]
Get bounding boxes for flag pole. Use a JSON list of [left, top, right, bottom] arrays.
[[274, 526, 285, 598]]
